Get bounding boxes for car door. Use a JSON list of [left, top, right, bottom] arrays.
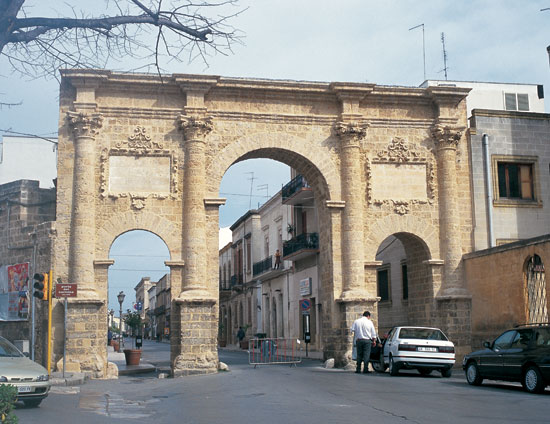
[[479, 330, 516, 378], [382, 327, 397, 364], [501, 329, 533, 380]]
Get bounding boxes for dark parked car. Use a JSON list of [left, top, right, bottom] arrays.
[[462, 324, 550, 393]]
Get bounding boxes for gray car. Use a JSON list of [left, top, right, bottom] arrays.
[[0, 336, 50, 407]]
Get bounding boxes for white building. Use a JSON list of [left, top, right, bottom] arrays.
[[420, 80, 545, 118], [0, 135, 58, 188]]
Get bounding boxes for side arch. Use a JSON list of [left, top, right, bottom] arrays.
[[206, 131, 341, 201], [364, 214, 439, 260], [96, 210, 181, 259]]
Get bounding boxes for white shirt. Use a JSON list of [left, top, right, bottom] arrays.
[[351, 316, 377, 341]]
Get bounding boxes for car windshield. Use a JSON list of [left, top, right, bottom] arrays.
[[399, 328, 448, 341], [0, 338, 24, 357]]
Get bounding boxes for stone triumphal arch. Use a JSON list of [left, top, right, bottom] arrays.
[[52, 70, 473, 377]]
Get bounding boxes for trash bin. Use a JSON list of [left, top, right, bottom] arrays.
[[135, 336, 143, 349]]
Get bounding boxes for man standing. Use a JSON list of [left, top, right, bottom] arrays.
[[351, 311, 377, 374]]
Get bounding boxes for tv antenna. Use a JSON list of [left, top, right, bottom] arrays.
[[245, 172, 257, 209], [409, 23, 426, 81], [440, 32, 449, 80]]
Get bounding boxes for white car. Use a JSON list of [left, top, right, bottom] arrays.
[[0, 336, 50, 407], [378, 326, 455, 377]]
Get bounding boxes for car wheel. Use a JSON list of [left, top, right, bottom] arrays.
[[418, 368, 432, 376], [24, 399, 43, 408], [440, 368, 452, 378], [523, 366, 545, 394], [389, 356, 400, 376], [465, 362, 483, 386]]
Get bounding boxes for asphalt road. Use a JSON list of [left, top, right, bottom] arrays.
[[14, 340, 550, 424]]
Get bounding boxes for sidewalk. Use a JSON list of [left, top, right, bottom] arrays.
[[107, 345, 156, 376]]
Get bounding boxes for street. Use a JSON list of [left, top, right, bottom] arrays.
[[14, 340, 550, 424]]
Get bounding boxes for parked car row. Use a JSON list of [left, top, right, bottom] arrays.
[[371, 324, 550, 394]]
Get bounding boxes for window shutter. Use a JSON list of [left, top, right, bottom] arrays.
[[505, 93, 517, 110], [520, 165, 533, 199], [517, 94, 529, 111]]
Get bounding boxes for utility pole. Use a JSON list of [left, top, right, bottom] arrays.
[[409, 23, 426, 81]]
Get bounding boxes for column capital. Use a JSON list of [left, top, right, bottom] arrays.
[[430, 122, 464, 150], [333, 121, 369, 147], [179, 114, 213, 141], [67, 111, 103, 138]]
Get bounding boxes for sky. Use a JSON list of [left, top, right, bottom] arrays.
[[1, 1, 549, 311]]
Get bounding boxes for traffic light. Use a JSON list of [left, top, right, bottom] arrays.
[[33, 273, 48, 301]]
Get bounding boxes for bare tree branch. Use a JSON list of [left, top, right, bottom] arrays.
[[0, 0, 246, 80]]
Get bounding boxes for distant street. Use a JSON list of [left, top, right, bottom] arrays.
[[14, 340, 550, 423]]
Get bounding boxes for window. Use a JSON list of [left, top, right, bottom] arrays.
[[504, 93, 529, 111], [401, 262, 408, 300], [493, 330, 516, 350], [492, 156, 539, 206], [377, 267, 390, 302], [246, 239, 251, 273], [497, 163, 533, 199]]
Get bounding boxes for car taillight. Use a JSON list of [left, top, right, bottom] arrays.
[[439, 346, 455, 353], [398, 344, 417, 351]]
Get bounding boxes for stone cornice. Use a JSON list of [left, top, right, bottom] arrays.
[[67, 111, 103, 138]]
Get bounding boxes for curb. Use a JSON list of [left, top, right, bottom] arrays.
[[50, 372, 88, 386]]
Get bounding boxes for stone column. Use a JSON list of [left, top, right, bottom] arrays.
[[67, 111, 103, 299], [334, 121, 369, 301], [178, 114, 214, 301], [431, 123, 468, 297]]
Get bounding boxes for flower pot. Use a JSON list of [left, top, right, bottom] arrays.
[[111, 341, 119, 352], [240, 340, 249, 350], [219, 339, 227, 347], [123, 349, 142, 365]]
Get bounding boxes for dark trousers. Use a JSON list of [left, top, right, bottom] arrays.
[[356, 339, 372, 373]]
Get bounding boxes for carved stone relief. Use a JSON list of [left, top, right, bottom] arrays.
[[100, 126, 179, 210], [366, 137, 436, 215]]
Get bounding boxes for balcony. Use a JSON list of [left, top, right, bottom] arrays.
[[283, 232, 319, 261], [230, 274, 244, 289], [282, 174, 313, 206], [253, 255, 285, 278]]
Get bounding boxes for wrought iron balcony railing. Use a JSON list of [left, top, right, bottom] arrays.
[[283, 232, 319, 257], [282, 174, 310, 201]]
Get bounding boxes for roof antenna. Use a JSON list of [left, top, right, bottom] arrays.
[[440, 32, 449, 80], [409, 23, 426, 81], [245, 172, 257, 210]]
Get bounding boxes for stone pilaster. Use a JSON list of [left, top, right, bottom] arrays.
[[431, 123, 468, 297], [67, 111, 103, 299], [334, 121, 369, 301], [178, 113, 215, 301]]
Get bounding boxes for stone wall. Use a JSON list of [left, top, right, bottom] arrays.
[[469, 110, 550, 250], [464, 235, 550, 349], [0, 179, 56, 364]]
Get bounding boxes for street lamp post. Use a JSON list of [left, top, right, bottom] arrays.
[[117, 291, 125, 352]]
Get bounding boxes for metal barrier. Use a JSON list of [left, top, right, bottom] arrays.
[[248, 338, 303, 367]]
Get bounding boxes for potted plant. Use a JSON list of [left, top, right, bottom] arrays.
[[123, 310, 143, 365]]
